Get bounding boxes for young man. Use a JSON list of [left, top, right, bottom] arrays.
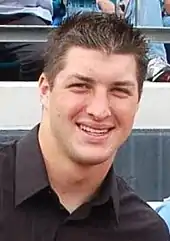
[[0, 13, 169, 241]]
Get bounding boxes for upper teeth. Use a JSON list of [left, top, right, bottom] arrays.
[[79, 124, 109, 134]]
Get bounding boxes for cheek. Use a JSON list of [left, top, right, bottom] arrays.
[[68, 95, 88, 121], [113, 100, 138, 128], [51, 92, 88, 121]]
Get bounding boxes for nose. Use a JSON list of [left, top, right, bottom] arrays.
[[86, 88, 111, 120]]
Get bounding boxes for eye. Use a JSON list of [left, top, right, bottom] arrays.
[[68, 83, 91, 93], [70, 83, 88, 88], [110, 88, 131, 98]]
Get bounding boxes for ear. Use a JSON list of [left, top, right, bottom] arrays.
[[38, 73, 50, 109]]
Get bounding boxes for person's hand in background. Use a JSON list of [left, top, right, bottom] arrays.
[[96, 0, 115, 14]]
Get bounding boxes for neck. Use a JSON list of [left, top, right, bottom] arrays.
[[38, 123, 115, 213]]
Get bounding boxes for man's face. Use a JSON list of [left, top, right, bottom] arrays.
[[40, 47, 139, 166]]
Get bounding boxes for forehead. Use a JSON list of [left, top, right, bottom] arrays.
[[58, 47, 137, 85]]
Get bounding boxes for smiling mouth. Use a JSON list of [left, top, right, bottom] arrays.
[[77, 124, 113, 137]]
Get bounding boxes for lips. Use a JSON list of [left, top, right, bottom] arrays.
[[77, 124, 113, 136]]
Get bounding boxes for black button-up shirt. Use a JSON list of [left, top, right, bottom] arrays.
[[0, 126, 169, 241]]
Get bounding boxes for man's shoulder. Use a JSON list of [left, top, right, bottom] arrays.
[[116, 175, 170, 240]]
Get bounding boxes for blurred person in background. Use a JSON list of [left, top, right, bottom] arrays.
[[124, 0, 170, 82], [0, 0, 53, 81], [52, 0, 66, 26], [97, 0, 170, 82], [164, 0, 170, 13], [156, 196, 170, 233], [162, 0, 170, 63]]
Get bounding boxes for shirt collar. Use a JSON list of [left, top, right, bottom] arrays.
[[15, 125, 119, 223], [15, 124, 49, 206], [91, 166, 120, 224]]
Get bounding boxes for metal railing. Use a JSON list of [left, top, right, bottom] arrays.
[[0, 25, 170, 43]]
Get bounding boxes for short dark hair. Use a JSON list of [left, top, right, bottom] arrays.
[[43, 12, 148, 99]]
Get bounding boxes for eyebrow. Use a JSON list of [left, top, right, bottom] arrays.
[[69, 74, 136, 88], [111, 81, 136, 88], [68, 73, 96, 84]]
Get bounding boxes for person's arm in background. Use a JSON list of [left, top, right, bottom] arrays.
[[164, 0, 170, 14], [156, 197, 170, 233], [96, 0, 126, 17]]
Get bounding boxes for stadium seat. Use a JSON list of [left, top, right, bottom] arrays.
[[0, 43, 19, 81], [0, 61, 19, 81]]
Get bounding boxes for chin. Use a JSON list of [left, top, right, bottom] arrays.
[[73, 150, 113, 166], [68, 141, 117, 166]]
